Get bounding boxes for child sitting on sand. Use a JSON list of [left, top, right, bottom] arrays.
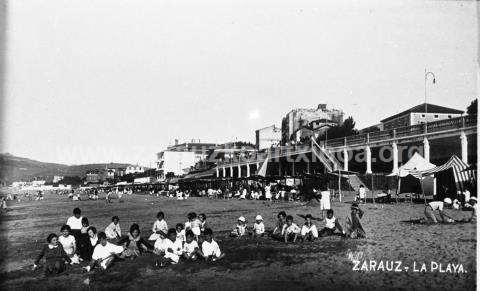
[[345, 203, 366, 239], [105, 216, 122, 242], [182, 230, 203, 260], [319, 209, 344, 237], [84, 232, 125, 272], [33, 233, 72, 275], [252, 215, 265, 237], [300, 214, 318, 241], [282, 215, 301, 243], [148, 211, 168, 241], [201, 228, 225, 261], [118, 224, 153, 258], [272, 211, 287, 239], [198, 213, 208, 233], [156, 228, 183, 266], [230, 216, 247, 237], [176, 223, 186, 243], [59, 225, 80, 264]]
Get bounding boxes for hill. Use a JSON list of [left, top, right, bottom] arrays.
[[0, 153, 130, 183]]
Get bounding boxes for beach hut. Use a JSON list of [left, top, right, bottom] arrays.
[[389, 152, 436, 202], [416, 155, 474, 200]]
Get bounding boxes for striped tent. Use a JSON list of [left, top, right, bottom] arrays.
[[416, 155, 474, 192]]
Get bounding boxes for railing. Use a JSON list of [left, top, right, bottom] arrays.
[[214, 116, 476, 167], [325, 115, 475, 149]]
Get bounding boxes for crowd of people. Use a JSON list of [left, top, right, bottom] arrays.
[[32, 199, 368, 276]]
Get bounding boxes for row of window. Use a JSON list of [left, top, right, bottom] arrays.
[[420, 114, 452, 119]]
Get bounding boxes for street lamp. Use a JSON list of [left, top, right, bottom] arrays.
[[424, 69, 436, 114]]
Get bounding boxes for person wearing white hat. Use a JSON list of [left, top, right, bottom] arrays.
[[424, 198, 455, 223], [230, 216, 247, 237], [252, 215, 265, 237]]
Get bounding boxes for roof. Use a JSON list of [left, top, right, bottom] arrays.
[[381, 103, 463, 123], [394, 152, 436, 177]]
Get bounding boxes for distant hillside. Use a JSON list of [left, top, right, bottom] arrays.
[[0, 153, 130, 183]]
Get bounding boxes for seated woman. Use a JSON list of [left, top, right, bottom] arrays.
[[33, 233, 71, 275], [83, 226, 99, 260], [84, 232, 125, 272], [118, 223, 153, 258]]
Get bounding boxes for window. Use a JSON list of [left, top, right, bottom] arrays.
[[434, 115, 439, 118], [448, 115, 452, 118], [421, 114, 425, 118]]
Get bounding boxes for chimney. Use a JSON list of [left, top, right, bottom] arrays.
[[174, 139, 179, 145]]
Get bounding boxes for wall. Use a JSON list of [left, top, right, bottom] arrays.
[[256, 125, 281, 149], [410, 112, 462, 126]]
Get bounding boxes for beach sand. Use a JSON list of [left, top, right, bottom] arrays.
[[0, 192, 476, 290]]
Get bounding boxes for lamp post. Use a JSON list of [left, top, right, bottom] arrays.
[[424, 69, 436, 114]]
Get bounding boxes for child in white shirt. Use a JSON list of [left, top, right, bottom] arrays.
[[182, 230, 202, 260], [282, 215, 301, 243], [300, 214, 318, 241], [176, 223, 186, 243], [149, 211, 168, 241], [252, 215, 265, 237], [84, 232, 125, 272], [105, 216, 121, 241], [158, 228, 183, 266], [185, 212, 201, 238], [58, 225, 79, 264], [230, 216, 247, 237], [201, 228, 225, 261], [66, 207, 83, 241]]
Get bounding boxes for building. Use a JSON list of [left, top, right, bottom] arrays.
[[281, 104, 344, 143], [52, 176, 64, 183], [359, 123, 384, 134], [125, 165, 146, 175], [134, 176, 155, 184], [156, 140, 217, 179], [255, 125, 282, 149], [380, 103, 463, 130], [85, 170, 102, 184]]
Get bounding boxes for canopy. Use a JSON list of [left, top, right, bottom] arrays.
[[389, 152, 436, 178], [417, 155, 474, 192]]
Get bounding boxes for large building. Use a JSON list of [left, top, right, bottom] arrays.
[[255, 125, 282, 149], [380, 103, 463, 130], [156, 140, 217, 179], [281, 104, 344, 143]]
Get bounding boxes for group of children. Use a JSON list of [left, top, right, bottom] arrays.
[[228, 203, 365, 242], [33, 208, 225, 275], [33, 202, 367, 276]]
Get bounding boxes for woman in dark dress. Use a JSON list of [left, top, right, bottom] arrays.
[[33, 233, 71, 275]]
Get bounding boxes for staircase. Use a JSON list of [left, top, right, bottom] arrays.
[[311, 138, 342, 172], [346, 174, 370, 192]]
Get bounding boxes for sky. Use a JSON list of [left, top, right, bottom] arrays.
[[2, 0, 479, 166]]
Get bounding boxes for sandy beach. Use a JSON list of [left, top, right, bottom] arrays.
[[0, 191, 475, 290]]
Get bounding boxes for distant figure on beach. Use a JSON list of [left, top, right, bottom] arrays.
[[468, 197, 477, 223], [345, 202, 366, 239], [357, 185, 366, 204], [424, 198, 454, 223]]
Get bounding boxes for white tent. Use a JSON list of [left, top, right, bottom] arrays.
[[390, 152, 437, 202], [390, 152, 436, 177]]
